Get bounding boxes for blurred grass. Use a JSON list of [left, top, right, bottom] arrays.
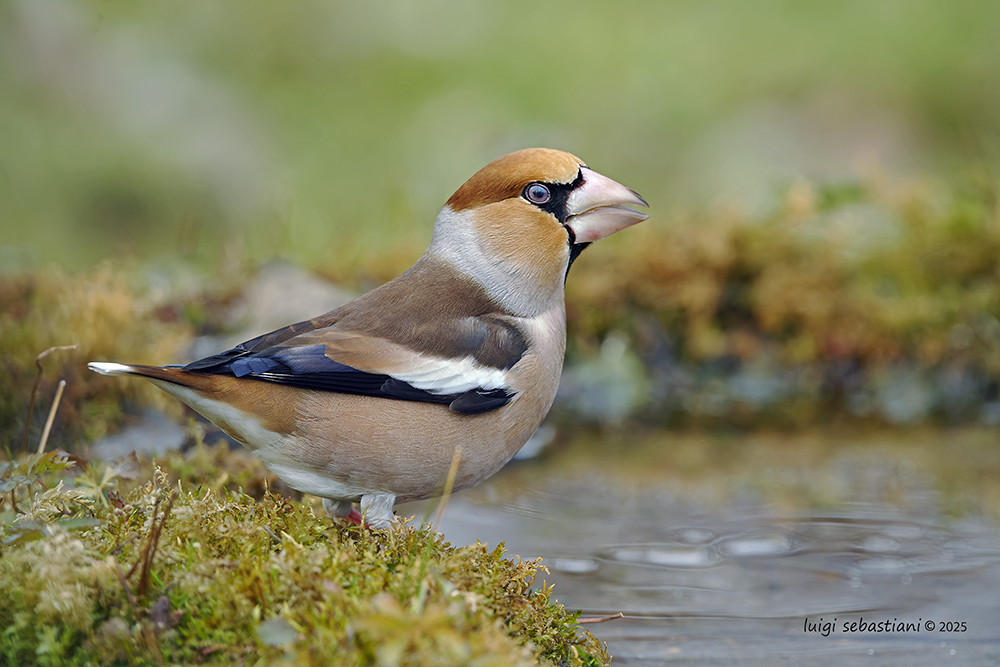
[[2, 0, 1000, 270]]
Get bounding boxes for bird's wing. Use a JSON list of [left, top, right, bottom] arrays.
[[183, 312, 527, 415]]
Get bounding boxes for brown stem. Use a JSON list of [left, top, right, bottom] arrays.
[[19, 345, 76, 454], [577, 612, 624, 625]]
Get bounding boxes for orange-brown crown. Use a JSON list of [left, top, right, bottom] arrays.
[[446, 148, 585, 212]]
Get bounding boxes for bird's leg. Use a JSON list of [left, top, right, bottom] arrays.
[[360, 493, 397, 529], [322, 498, 363, 526]]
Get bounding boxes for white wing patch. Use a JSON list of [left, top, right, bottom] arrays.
[[389, 354, 508, 396]]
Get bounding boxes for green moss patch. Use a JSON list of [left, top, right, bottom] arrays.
[[0, 453, 608, 666], [0, 264, 195, 448]]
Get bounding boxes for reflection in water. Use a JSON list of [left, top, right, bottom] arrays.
[[401, 430, 1000, 665]]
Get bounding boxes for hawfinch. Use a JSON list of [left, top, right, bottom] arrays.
[[89, 148, 648, 527]]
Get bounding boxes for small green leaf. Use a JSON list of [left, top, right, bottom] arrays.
[[3, 520, 48, 545], [56, 516, 104, 531], [32, 450, 77, 474], [0, 474, 38, 492]]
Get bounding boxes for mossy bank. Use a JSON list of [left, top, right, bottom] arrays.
[[0, 451, 608, 666]]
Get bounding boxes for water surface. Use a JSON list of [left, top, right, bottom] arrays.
[[403, 428, 1000, 665]]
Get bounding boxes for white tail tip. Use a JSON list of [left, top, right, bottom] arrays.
[[88, 362, 136, 376]]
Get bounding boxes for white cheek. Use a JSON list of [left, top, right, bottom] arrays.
[[427, 206, 566, 316]]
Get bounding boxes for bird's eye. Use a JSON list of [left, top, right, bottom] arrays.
[[524, 183, 551, 205]]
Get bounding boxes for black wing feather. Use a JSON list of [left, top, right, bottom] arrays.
[[183, 340, 515, 413]]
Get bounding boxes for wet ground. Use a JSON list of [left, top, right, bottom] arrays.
[[401, 428, 1000, 665]]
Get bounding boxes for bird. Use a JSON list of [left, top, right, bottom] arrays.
[[89, 148, 648, 527]]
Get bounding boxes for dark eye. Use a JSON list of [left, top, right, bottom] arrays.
[[524, 183, 551, 205]]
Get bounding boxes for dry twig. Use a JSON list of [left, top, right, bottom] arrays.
[[37, 380, 66, 455], [19, 345, 77, 454], [577, 612, 625, 625]]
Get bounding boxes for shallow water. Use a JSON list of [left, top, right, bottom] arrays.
[[401, 429, 1000, 665]]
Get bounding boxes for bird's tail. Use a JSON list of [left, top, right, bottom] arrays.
[[87, 362, 212, 390]]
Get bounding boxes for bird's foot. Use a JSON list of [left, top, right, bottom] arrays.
[[360, 492, 397, 529], [322, 495, 395, 528], [323, 498, 362, 525]]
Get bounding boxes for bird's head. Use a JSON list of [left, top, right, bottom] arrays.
[[429, 148, 648, 314]]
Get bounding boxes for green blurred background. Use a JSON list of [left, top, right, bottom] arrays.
[[3, 0, 1000, 442], [4, 6, 1000, 662], [3, 0, 998, 269]]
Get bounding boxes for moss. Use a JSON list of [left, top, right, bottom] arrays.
[[567, 175, 1000, 369], [0, 264, 193, 450], [559, 173, 1000, 426], [0, 452, 610, 667]]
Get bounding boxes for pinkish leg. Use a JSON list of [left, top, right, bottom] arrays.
[[323, 498, 360, 524]]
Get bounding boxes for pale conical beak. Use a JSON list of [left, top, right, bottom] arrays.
[[564, 167, 649, 243]]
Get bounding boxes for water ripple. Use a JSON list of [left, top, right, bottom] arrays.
[[598, 544, 720, 569]]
